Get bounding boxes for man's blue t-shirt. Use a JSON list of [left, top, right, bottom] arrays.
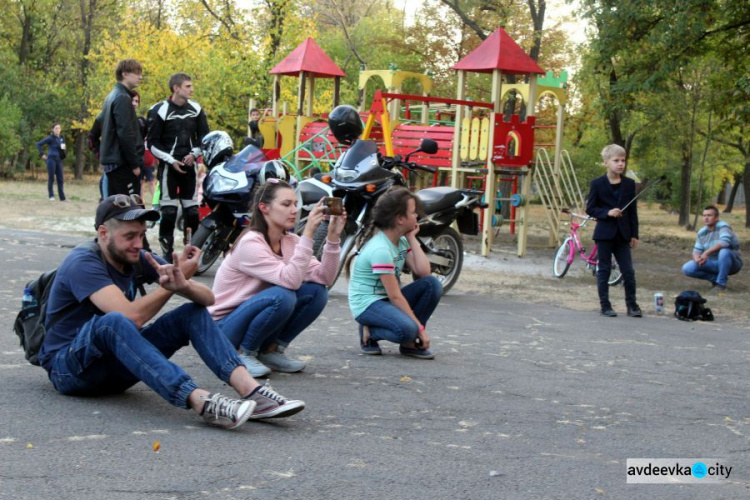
[[37, 244, 162, 372]]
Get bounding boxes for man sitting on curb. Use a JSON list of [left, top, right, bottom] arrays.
[[37, 194, 304, 429], [682, 205, 743, 292]]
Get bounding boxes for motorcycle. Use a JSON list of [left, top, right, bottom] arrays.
[[191, 143, 280, 275], [295, 137, 487, 293]]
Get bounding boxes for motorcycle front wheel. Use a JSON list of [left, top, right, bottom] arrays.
[[192, 221, 229, 275], [428, 227, 463, 294]]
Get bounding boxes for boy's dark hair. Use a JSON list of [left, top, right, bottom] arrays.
[[168, 73, 192, 93], [703, 205, 719, 217], [115, 59, 143, 81], [250, 108, 260, 114]]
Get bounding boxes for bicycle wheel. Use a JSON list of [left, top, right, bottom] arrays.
[[553, 237, 573, 278], [608, 257, 623, 286], [593, 255, 624, 286]]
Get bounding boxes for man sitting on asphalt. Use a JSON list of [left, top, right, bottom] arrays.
[[682, 205, 743, 292], [37, 194, 304, 429]]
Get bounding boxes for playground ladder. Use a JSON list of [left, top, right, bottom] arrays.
[[280, 125, 342, 179], [532, 148, 585, 245]]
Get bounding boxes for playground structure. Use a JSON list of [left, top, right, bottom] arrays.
[[250, 30, 581, 257]]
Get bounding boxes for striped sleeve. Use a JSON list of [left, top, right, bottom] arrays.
[[370, 246, 395, 274]]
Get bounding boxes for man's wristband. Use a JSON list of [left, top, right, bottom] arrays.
[[418, 324, 425, 333]]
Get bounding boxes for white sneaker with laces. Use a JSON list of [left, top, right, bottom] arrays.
[[246, 381, 305, 420], [200, 393, 255, 429]]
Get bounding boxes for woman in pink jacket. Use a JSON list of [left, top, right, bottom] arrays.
[[209, 179, 345, 377]]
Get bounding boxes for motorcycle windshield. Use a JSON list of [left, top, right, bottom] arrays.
[[223, 144, 268, 174], [338, 140, 378, 170]]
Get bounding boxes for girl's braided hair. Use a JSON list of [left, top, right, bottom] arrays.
[[346, 186, 423, 276]]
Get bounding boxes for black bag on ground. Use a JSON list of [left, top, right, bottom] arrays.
[[674, 290, 713, 322], [13, 270, 57, 365]]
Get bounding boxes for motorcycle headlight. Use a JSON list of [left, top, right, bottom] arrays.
[[207, 172, 239, 192], [334, 168, 358, 183]]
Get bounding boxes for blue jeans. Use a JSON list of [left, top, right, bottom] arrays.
[[682, 249, 743, 287], [215, 283, 328, 354], [355, 276, 442, 345], [48, 304, 244, 409], [595, 237, 637, 310], [46, 156, 65, 200]]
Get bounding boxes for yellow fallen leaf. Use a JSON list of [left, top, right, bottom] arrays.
[[153, 441, 161, 452], [596, 488, 606, 494], [26, 443, 34, 449], [400, 375, 412, 382]]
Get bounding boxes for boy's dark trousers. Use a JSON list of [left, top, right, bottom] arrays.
[[595, 236, 636, 310]]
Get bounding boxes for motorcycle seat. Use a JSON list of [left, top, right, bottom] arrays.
[[416, 187, 463, 214]]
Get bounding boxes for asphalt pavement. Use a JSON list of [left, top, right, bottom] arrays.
[[0, 227, 748, 499]]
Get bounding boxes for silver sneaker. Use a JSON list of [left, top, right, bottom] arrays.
[[258, 346, 306, 373], [246, 381, 305, 420], [200, 393, 255, 429], [240, 352, 271, 377]]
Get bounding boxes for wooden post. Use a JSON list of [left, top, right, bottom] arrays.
[[272, 75, 279, 117], [421, 91, 429, 125], [295, 72, 307, 167], [553, 100, 565, 177], [481, 69, 503, 257], [518, 75, 538, 257], [333, 76, 340, 107], [306, 77, 315, 117], [450, 70, 466, 189], [248, 98, 256, 135], [297, 72, 306, 116]]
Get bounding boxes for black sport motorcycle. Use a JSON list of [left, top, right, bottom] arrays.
[[295, 138, 487, 293], [190, 144, 269, 275]]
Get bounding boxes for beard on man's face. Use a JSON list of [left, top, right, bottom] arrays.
[[107, 238, 139, 267]]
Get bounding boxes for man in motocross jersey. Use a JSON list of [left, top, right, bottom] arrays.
[[147, 73, 209, 262]]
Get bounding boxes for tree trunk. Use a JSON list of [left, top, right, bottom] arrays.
[[678, 142, 692, 226], [74, 131, 86, 179], [74, 0, 96, 180], [716, 182, 726, 205], [607, 68, 625, 147], [18, 5, 33, 64], [527, 0, 546, 62], [744, 158, 750, 228], [723, 171, 742, 213]]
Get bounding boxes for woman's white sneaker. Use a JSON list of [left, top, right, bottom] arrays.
[[258, 346, 305, 372]]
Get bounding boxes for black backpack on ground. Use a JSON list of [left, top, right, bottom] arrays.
[[674, 290, 714, 322]]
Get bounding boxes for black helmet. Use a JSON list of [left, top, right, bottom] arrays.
[[201, 131, 233, 169], [328, 105, 362, 145]]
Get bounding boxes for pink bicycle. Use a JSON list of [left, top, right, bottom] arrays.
[[552, 209, 623, 286]]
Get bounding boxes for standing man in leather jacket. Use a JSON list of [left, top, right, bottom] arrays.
[[148, 73, 209, 262], [99, 59, 144, 197]]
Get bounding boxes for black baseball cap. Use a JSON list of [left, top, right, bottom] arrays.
[[95, 194, 160, 229]]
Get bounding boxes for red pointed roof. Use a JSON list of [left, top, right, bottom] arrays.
[[452, 28, 544, 75], [270, 38, 346, 78]]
